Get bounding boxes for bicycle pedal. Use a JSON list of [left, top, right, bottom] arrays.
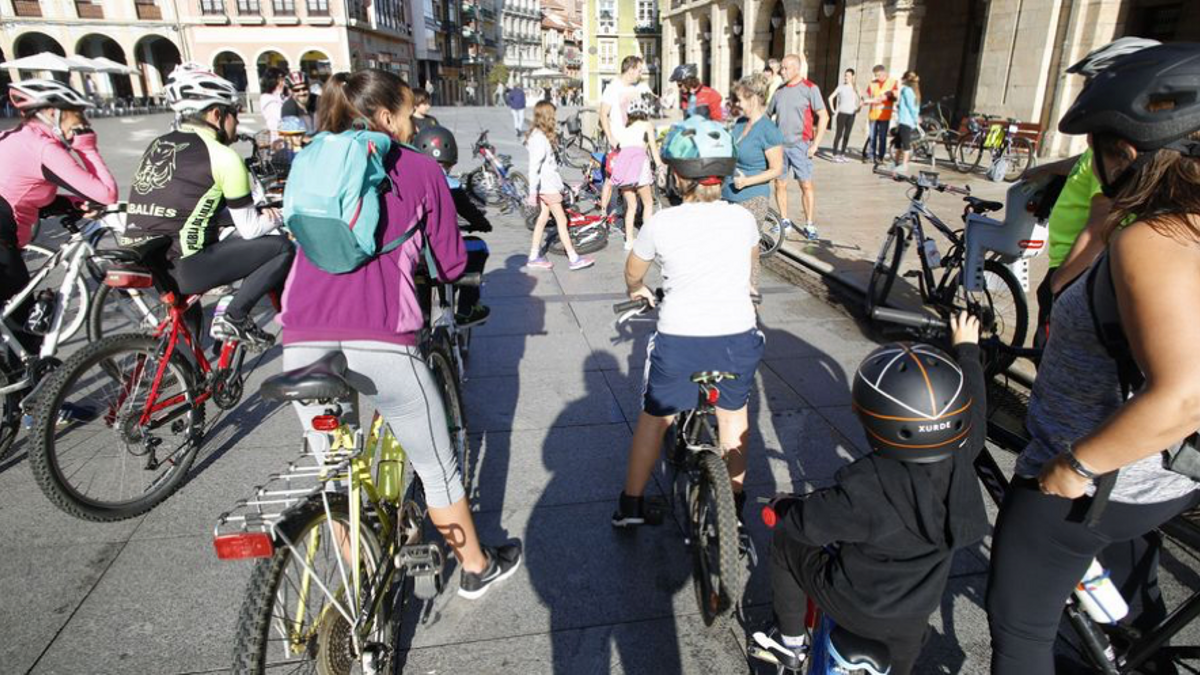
[[397, 543, 444, 600], [643, 497, 667, 526]]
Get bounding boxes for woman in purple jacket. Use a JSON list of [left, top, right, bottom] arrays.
[[278, 69, 521, 600]]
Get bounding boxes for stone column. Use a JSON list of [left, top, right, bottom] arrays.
[[971, 0, 1064, 122], [743, 0, 765, 75], [662, 18, 679, 81], [711, 3, 728, 93]]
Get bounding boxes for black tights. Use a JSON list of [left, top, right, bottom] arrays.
[[834, 113, 856, 155], [0, 198, 39, 356], [174, 234, 295, 323]]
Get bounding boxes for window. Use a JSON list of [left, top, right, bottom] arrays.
[[236, 0, 259, 13], [272, 0, 294, 14], [636, 0, 654, 26], [201, 0, 224, 12], [638, 38, 656, 61], [598, 0, 616, 34], [598, 38, 616, 71], [306, 0, 328, 15], [347, 0, 368, 21]]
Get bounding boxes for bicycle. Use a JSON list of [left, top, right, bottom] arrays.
[[953, 116, 1037, 182], [558, 110, 601, 170], [27, 234, 263, 521], [874, 307, 1200, 674], [864, 169, 1039, 375], [464, 130, 534, 221], [613, 294, 745, 625], [216, 351, 447, 675]]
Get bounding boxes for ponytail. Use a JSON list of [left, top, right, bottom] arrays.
[[317, 69, 412, 134]]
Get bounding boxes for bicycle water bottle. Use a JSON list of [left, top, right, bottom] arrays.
[[25, 290, 56, 336], [922, 238, 942, 268], [377, 431, 405, 502], [209, 295, 234, 339], [1074, 558, 1129, 624]]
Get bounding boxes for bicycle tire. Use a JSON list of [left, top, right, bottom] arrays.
[[28, 333, 204, 521], [231, 494, 395, 675], [758, 209, 785, 259], [22, 244, 89, 342], [548, 223, 608, 256], [86, 282, 166, 342], [954, 134, 986, 174], [467, 169, 502, 206], [691, 449, 741, 625], [865, 222, 906, 311], [426, 336, 471, 497], [560, 137, 591, 170], [946, 259, 1029, 376], [1004, 137, 1037, 182]]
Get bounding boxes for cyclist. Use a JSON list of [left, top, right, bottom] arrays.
[[123, 63, 294, 348], [279, 69, 520, 599], [0, 79, 118, 341], [987, 43, 1200, 674], [672, 63, 724, 122], [753, 314, 987, 675], [413, 123, 492, 326], [611, 117, 763, 529], [279, 70, 317, 133]]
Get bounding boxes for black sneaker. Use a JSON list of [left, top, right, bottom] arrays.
[[458, 542, 522, 600], [611, 492, 647, 528], [455, 304, 491, 328], [211, 314, 275, 350]]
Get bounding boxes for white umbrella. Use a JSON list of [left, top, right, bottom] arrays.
[[88, 57, 134, 75], [529, 67, 566, 80], [0, 52, 77, 72], [66, 56, 101, 72]]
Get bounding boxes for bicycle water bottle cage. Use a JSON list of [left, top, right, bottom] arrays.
[[828, 627, 892, 675]]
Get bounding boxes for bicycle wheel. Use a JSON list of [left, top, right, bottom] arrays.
[[86, 283, 167, 341], [426, 337, 471, 496], [548, 223, 608, 256], [467, 169, 502, 206], [231, 494, 394, 675], [1004, 137, 1037, 182], [22, 245, 89, 342], [758, 209, 785, 259], [690, 450, 741, 625], [954, 135, 986, 174], [912, 136, 938, 167], [560, 137, 591, 170], [28, 333, 205, 521], [947, 259, 1029, 375], [865, 222, 906, 311]]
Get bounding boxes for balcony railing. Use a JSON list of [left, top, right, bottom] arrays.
[[14, 0, 43, 16], [134, 0, 163, 19], [75, 0, 104, 18]]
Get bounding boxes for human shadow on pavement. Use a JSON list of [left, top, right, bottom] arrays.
[[528, 351, 691, 674]]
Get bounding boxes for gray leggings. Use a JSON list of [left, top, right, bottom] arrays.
[[283, 341, 465, 509]]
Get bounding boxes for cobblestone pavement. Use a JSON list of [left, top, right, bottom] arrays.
[[1, 108, 1194, 674]]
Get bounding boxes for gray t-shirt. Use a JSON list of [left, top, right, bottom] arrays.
[[632, 202, 758, 337], [768, 79, 826, 146], [1017, 275, 1198, 504]]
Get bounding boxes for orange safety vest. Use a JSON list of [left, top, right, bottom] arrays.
[[867, 78, 898, 122]]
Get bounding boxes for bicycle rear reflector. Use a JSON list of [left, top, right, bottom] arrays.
[[311, 415, 340, 431], [706, 387, 721, 406], [761, 504, 778, 529], [214, 532, 274, 560], [103, 269, 154, 289]]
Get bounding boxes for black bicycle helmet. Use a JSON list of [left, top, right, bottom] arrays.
[[1066, 36, 1160, 79], [852, 342, 972, 464], [1058, 42, 1200, 151], [670, 63, 698, 83], [413, 124, 458, 166]]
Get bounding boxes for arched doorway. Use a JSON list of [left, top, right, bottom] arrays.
[[213, 51, 248, 92], [14, 32, 68, 83], [76, 34, 134, 101], [298, 49, 332, 89], [810, 0, 844, 96], [256, 50, 289, 80], [728, 6, 744, 81], [769, 2, 786, 61], [133, 35, 182, 100]]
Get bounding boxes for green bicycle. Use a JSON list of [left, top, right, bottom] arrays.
[[216, 351, 463, 674]]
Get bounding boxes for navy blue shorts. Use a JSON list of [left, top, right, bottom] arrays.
[[643, 329, 765, 417]]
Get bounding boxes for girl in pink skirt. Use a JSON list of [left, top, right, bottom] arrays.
[[609, 98, 663, 250]]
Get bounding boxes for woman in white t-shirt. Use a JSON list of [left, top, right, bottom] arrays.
[[612, 119, 765, 530], [827, 68, 862, 162], [609, 97, 664, 250]]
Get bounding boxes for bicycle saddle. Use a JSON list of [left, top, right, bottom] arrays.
[[829, 626, 892, 675], [93, 235, 173, 265], [260, 352, 352, 403], [690, 371, 737, 384], [965, 196, 1004, 213]]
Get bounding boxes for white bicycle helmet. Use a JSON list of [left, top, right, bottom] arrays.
[[627, 97, 654, 119], [165, 62, 240, 114], [1066, 36, 1161, 79], [8, 79, 92, 112]]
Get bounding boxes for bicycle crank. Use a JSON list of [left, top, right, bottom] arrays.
[[397, 543, 444, 600]]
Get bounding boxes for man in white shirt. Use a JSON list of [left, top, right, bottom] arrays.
[[598, 55, 645, 215]]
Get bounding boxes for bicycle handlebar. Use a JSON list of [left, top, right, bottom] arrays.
[[613, 289, 761, 315], [874, 168, 971, 196]]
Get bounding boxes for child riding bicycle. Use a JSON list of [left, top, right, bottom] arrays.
[[752, 314, 988, 675]]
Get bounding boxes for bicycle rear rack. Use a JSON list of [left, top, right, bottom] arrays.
[[213, 430, 363, 544]]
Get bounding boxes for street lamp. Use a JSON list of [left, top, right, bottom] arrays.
[[770, 15, 782, 29], [822, 0, 837, 17]]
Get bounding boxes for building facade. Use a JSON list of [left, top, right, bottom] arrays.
[[0, 0, 420, 107], [462, 0, 500, 102], [583, 0, 660, 103], [501, 0, 541, 86], [659, 0, 1200, 156], [414, 0, 466, 105]]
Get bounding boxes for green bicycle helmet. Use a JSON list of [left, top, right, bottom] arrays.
[[661, 116, 736, 182]]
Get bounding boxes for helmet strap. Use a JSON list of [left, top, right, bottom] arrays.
[[1096, 150, 1155, 199], [35, 108, 70, 149]]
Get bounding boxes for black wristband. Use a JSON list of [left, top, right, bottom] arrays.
[[1065, 447, 1098, 480]]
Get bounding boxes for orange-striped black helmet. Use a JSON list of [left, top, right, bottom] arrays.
[[852, 342, 972, 463]]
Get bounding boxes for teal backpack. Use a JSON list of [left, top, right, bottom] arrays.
[[283, 128, 419, 274]]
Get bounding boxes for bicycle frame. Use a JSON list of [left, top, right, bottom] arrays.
[[888, 193, 964, 305]]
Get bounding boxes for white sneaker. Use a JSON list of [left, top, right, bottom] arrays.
[[623, 240, 634, 251]]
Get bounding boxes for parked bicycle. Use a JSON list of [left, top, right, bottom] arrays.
[[558, 111, 603, 170], [28, 235, 265, 521], [864, 169, 1048, 375], [613, 293, 746, 625], [953, 116, 1037, 182], [464, 130, 534, 221]]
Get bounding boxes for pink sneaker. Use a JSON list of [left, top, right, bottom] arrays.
[[526, 257, 553, 270], [568, 256, 595, 271]]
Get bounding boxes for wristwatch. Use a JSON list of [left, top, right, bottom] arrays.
[[1064, 446, 1099, 481]]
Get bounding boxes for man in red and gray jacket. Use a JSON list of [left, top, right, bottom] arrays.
[[768, 53, 828, 241]]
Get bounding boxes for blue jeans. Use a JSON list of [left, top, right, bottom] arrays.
[[866, 119, 890, 161]]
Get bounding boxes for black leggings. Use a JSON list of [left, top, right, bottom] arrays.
[[834, 113, 856, 155], [174, 234, 295, 324], [987, 477, 1199, 674], [770, 529, 929, 675], [459, 236, 489, 314], [0, 197, 39, 355]]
